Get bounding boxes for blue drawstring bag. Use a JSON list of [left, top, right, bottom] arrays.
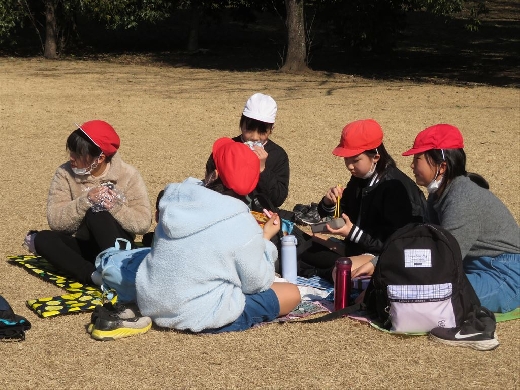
[[95, 239, 151, 303]]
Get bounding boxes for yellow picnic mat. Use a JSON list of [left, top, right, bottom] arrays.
[[8, 255, 105, 318]]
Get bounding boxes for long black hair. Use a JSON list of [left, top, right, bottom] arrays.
[[364, 143, 396, 176], [424, 148, 489, 189], [424, 148, 466, 181]]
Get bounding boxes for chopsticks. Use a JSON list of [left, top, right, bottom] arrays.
[[334, 184, 341, 218]]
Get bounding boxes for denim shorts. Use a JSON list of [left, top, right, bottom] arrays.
[[202, 289, 280, 334], [465, 253, 520, 313]]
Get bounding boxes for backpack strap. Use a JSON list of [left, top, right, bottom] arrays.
[[297, 303, 363, 324]]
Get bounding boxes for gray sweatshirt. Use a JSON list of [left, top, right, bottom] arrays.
[[428, 175, 520, 260]]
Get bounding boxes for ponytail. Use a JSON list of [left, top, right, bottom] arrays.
[[467, 172, 489, 189], [424, 148, 489, 189]]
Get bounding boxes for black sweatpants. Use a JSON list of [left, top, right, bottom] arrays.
[[34, 209, 134, 285]]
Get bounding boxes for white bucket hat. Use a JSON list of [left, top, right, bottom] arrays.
[[242, 93, 277, 124]]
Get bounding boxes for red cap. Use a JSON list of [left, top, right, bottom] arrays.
[[402, 124, 464, 156], [332, 119, 383, 158], [77, 120, 120, 156], [212, 138, 260, 196]]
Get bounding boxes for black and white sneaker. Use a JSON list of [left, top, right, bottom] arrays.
[[91, 314, 152, 341], [429, 306, 499, 351], [88, 302, 151, 341], [294, 203, 322, 225]]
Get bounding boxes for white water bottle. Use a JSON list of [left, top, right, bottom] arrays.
[[281, 235, 298, 283]]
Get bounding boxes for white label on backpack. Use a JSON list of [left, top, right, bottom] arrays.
[[404, 249, 432, 267]]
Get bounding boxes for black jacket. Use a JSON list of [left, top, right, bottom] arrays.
[[318, 165, 426, 256], [206, 135, 290, 208]]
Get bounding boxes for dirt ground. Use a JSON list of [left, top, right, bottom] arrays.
[[0, 55, 518, 389]]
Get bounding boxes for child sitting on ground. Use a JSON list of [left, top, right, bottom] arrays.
[[402, 124, 519, 313], [354, 124, 519, 314], [28, 120, 151, 286], [205, 93, 290, 210], [90, 138, 301, 339], [297, 119, 426, 281]]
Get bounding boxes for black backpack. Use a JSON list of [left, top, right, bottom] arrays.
[[363, 223, 481, 332], [0, 294, 31, 341]]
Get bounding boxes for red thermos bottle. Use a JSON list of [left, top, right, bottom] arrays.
[[334, 257, 352, 311]]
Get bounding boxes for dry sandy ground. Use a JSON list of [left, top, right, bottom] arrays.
[[0, 58, 518, 389]]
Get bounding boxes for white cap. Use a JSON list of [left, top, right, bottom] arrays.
[[242, 93, 277, 124]]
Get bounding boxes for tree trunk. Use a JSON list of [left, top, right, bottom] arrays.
[[43, 0, 58, 59], [281, 0, 308, 72], [187, 7, 202, 52]]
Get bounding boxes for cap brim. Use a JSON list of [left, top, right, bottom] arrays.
[[332, 146, 365, 158], [402, 146, 431, 156]]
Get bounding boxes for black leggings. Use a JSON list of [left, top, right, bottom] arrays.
[[34, 209, 134, 284]]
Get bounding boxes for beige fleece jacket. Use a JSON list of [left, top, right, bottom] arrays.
[[46, 153, 152, 235]]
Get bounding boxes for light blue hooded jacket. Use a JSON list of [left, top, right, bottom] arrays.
[[135, 178, 277, 332]]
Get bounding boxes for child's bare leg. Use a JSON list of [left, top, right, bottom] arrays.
[[351, 254, 375, 270], [332, 254, 375, 283], [271, 282, 301, 316]]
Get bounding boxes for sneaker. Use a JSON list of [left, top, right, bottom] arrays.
[[295, 203, 322, 225], [90, 312, 152, 341], [87, 302, 140, 334], [293, 204, 310, 214], [429, 306, 499, 351]]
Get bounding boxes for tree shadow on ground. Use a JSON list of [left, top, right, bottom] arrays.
[[142, 2, 519, 87], [3, 2, 519, 87], [348, 7, 520, 87]]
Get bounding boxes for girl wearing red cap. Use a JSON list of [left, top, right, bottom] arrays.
[[26, 120, 152, 285], [298, 119, 426, 281], [400, 124, 519, 313], [87, 138, 299, 339], [132, 138, 300, 334]]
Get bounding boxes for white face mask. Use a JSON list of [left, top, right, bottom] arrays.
[[72, 167, 91, 176], [243, 140, 265, 150], [72, 155, 101, 176], [361, 161, 377, 179], [426, 169, 443, 194]]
